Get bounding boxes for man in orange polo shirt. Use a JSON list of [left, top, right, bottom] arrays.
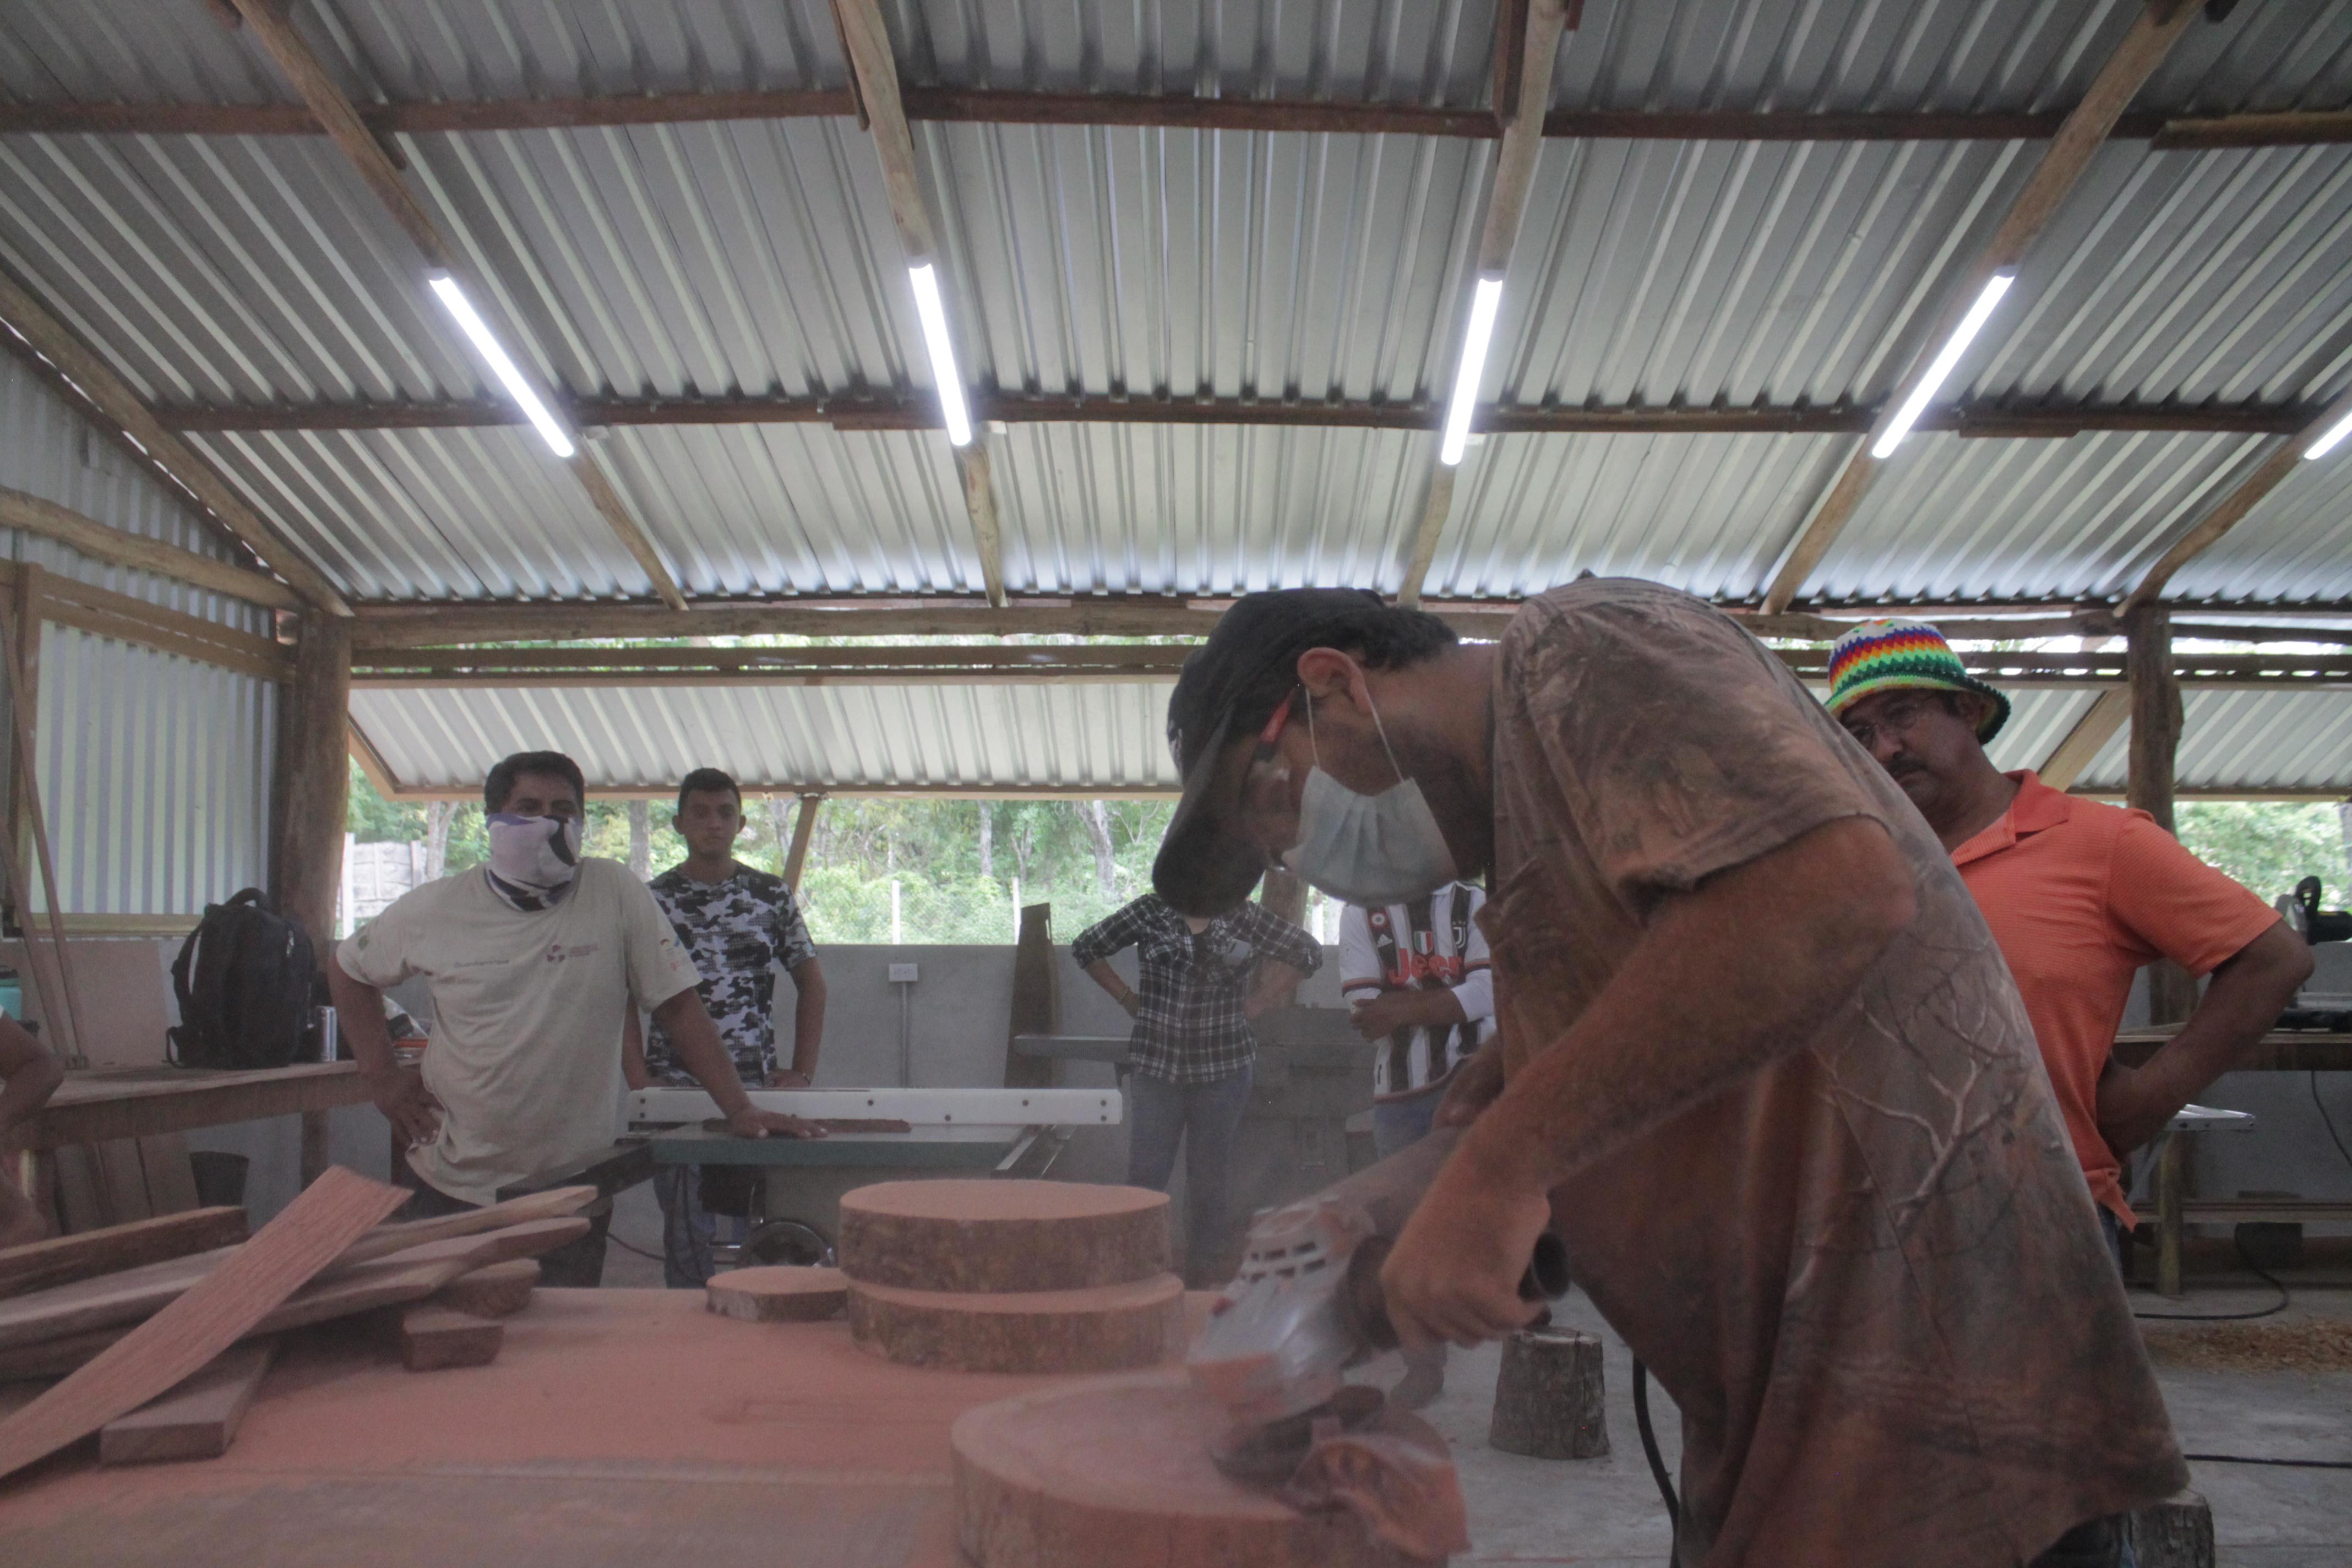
[[1829, 620, 2313, 1256]]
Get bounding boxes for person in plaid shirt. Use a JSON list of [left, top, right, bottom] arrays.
[[1072, 893, 1321, 1282]]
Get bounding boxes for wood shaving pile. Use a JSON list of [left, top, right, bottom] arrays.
[[2139, 1317, 2352, 1374]]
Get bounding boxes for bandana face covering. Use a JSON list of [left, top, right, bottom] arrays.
[[1280, 683, 1458, 906], [484, 813, 582, 910]]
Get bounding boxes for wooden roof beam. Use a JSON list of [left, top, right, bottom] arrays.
[[225, 0, 688, 613], [2, 92, 2345, 150], [0, 485, 301, 609], [1760, 0, 2204, 616], [833, 0, 1006, 609], [2035, 688, 2132, 791], [1397, 0, 1574, 607], [0, 267, 346, 614], [2119, 382, 2352, 616], [150, 393, 2327, 437]]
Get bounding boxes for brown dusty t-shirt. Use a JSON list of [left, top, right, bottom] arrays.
[[1482, 580, 2183, 1567]]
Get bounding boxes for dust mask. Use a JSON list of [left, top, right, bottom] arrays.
[[1281, 685, 1457, 906], [485, 813, 582, 898]]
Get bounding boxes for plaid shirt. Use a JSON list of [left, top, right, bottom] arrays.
[[1071, 895, 1324, 1084]]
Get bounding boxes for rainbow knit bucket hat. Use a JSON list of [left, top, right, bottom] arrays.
[[1825, 618, 2011, 742]]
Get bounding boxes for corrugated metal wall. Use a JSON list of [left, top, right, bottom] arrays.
[[0, 353, 276, 914]]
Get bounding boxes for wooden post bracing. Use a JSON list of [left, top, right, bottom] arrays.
[[270, 616, 353, 968]]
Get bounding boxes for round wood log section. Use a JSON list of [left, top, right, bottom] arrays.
[[705, 1265, 849, 1324], [1487, 1326, 1608, 1460], [838, 1179, 1169, 1293], [954, 1370, 1435, 1568], [847, 1273, 1183, 1374]]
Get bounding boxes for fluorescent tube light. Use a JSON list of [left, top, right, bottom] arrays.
[[1870, 271, 2016, 460], [907, 263, 973, 447], [1439, 275, 1506, 467], [2305, 409, 2352, 461], [427, 274, 574, 458]]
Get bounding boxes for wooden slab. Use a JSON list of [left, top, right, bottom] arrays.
[[848, 1273, 1183, 1374], [430, 1259, 538, 1319], [395, 1307, 503, 1371], [0, 1165, 404, 1482], [706, 1266, 847, 1323], [97, 1338, 276, 1466], [839, 1180, 1169, 1294], [331, 1185, 597, 1269], [953, 1370, 1430, 1568], [0, 1207, 246, 1300], [134, 1134, 200, 1217]]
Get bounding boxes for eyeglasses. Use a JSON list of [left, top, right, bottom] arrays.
[[1839, 692, 1951, 749]]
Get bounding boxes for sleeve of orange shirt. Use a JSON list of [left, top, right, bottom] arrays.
[[2104, 814, 2285, 977]]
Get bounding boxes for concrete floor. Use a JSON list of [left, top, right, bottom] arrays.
[[603, 1186, 2349, 1565]]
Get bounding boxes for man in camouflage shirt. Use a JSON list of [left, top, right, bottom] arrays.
[[628, 768, 828, 1286]]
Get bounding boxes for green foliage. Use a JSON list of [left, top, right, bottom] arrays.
[[2175, 802, 2351, 906], [346, 761, 424, 843]]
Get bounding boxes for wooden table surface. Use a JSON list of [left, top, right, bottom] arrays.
[[0, 1288, 1157, 1567], [17, 1064, 372, 1153], [2112, 1027, 2352, 1072]]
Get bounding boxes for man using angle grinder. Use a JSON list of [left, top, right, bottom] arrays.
[[1158, 582, 2182, 1568]]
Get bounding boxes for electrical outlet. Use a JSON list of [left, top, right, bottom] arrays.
[[889, 962, 919, 983]]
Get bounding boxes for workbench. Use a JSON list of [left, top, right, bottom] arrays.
[[2116, 1028, 2352, 1296], [0, 1288, 1148, 1567]]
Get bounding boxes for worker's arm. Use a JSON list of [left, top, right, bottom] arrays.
[[620, 1008, 651, 1091], [327, 961, 443, 1148], [1242, 960, 1304, 1020], [1350, 986, 1467, 1041], [2095, 919, 2313, 1157], [772, 957, 826, 1086], [649, 988, 824, 1140], [1381, 815, 1917, 1349], [1082, 959, 1141, 1017]]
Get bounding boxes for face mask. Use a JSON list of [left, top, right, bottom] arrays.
[[1280, 684, 1457, 906], [486, 813, 582, 894]]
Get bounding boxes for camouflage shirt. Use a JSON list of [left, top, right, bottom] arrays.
[[645, 863, 818, 1084]]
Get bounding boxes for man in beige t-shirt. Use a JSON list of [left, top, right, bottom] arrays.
[[331, 750, 817, 1286], [1151, 584, 2181, 1567]]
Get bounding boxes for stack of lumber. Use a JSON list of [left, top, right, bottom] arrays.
[[0, 1169, 593, 1476], [839, 1179, 1184, 1374]]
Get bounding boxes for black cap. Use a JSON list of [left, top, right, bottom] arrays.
[[1153, 588, 1400, 916]]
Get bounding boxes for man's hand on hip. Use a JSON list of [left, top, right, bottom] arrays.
[[1378, 1147, 1549, 1351], [2094, 1059, 2180, 1160]]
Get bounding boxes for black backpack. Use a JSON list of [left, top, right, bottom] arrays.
[[167, 889, 316, 1070]]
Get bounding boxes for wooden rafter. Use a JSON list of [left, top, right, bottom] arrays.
[[224, 0, 688, 613], [2035, 688, 2131, 791], [832, 0, 1008, 609], [0, 269, 346, 615], [0, 486, 301, 610], [2, 89, 2345, 151], [2118, 381, 2352, 615], [1397, 0, 1572, 608], [149, 391, 2326, 438], [1760, 0, 2203, 616]]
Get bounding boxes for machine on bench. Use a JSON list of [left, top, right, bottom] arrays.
[[2276, 876, 2352, 1030], [627, 1087, 1123, 1266]]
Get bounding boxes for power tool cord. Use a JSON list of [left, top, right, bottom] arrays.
[[1631, 1358, 1678, 1530]]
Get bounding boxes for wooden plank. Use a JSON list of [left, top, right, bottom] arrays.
[[394, 1306, 503, 1371], [1758, 0, 2203, 614], [97, 1337, 275, 1466], [2034, 688, 2131, 791], [569, 452, 687, 612], [429, 1257, 538, 1318], [956, 443, 1008, 611], [91, 1142, 151, 1226], [134, 1136, 200, 1218], [17, 1064, 374, 1153], [0, 1164, 402, 1483], [0, 269, 345, 614], [47, 1148, 104, 1236], [31, 576, 291, 682], [0, 1208, 246, 1300], [782, 794, 822, 893], [0, 582, 87, 1071], [0, 487, 301, 611]]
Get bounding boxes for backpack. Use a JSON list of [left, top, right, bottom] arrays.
[[167, 889, 316, 1070]]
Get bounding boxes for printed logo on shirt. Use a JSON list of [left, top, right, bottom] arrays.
[[543, 941, 603, 964]]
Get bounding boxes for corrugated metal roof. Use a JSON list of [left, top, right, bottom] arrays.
[[2077, 688, 2352, 794], [351, 679, 1180, 796]]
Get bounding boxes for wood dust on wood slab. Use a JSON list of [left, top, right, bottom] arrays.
[[839, 1180, 1169, 1294], [2141, 1316, 2352, 1374]]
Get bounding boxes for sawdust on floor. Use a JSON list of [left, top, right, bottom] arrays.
[[2139, 1316, 2352, 1374]]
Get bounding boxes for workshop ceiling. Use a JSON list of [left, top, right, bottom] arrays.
[[2, 0, 2350, 796]]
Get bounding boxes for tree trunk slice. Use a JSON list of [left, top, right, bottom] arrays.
[[839, 1179, 1169, 1293], [954, 1370, 1437, 1568], [1487, 1326, 1608, 1460], [706, 1265, 847, 1323], [848, 1273, 1183, 1374], [2128, 1489, 2214, 1568]]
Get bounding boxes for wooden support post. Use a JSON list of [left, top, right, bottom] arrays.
[[0, 570, 86, 1068], [2127, 602, 2194, 1297], [2128, 1489, 2216, 1568], [782, 794, 823, 892], [298, 1111, 331, 1190], [270, 615, 353, 965], [1003, 903, 1059, 1090], [1488, 1325, 1608, 1459]]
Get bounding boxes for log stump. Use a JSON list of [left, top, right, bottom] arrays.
[[706, 1265, 848, 1324], [2127, 1490, 2214, 1568], [954, 1370, 1436, 1568], [838, 1179, 1169, 1293], [848, 1273, 1183, 1374], [1488, 1326, 1608, 1460]]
